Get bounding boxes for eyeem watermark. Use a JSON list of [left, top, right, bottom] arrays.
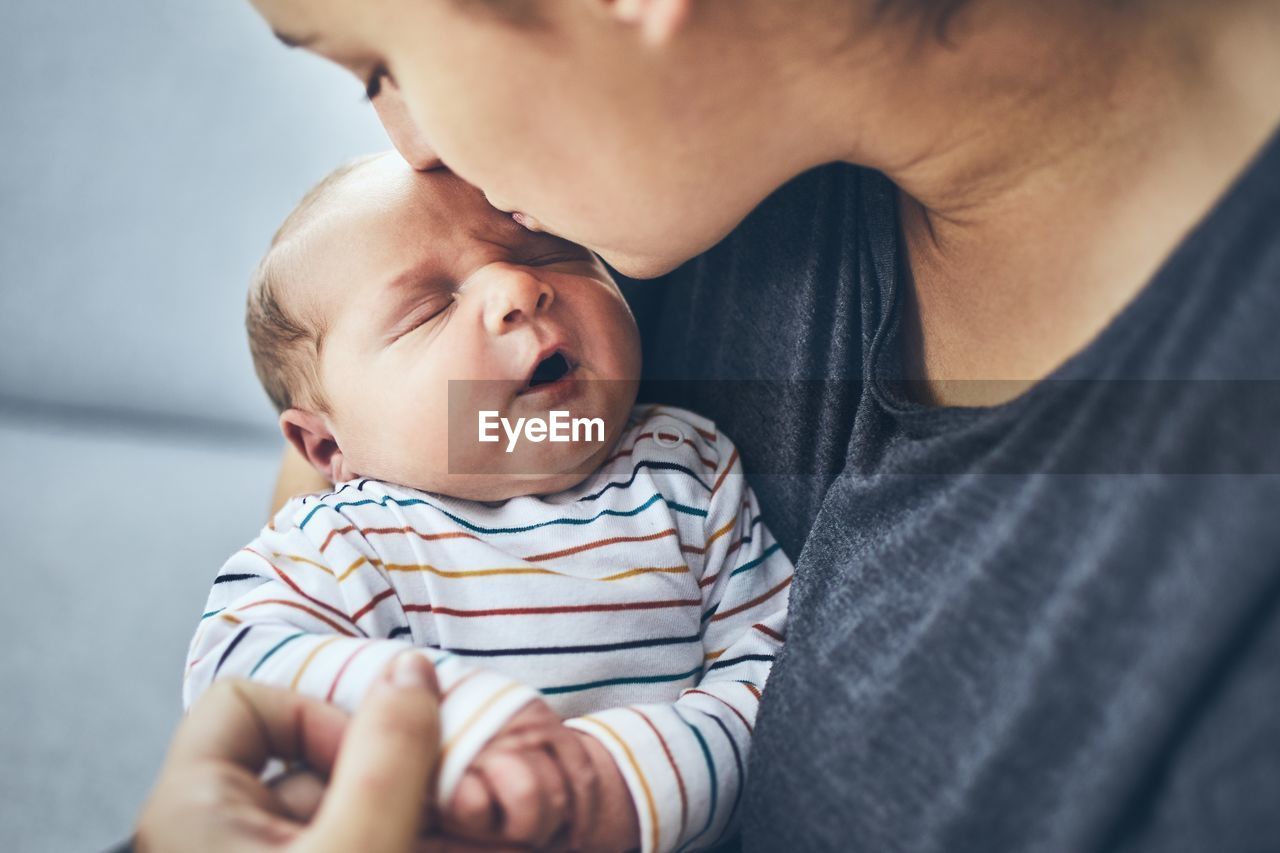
[[479, 410, 606, 453]]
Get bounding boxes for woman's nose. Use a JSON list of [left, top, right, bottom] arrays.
[[479, 265, 555, 335], [370, 81, 443, 172]]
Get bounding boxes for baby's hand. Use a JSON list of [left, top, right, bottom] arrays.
[[443, 699, 639, 852]]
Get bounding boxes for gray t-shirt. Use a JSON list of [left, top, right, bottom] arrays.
[[623, 126, 1280, 851]]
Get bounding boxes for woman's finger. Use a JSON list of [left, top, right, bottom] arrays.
[[309, 653, 441, 853], [136, 681, 337, 853], [167, 679, 351, 774], [269, 768, 328, 823]]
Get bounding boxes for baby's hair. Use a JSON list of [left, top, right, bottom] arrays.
[[246, 153, 385, 414]]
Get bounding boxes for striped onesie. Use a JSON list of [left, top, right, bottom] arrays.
[[184, 405, 794, 852]]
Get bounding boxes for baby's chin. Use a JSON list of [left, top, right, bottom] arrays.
[[400, 438, 618, 502], [409, 468, 596, 503]]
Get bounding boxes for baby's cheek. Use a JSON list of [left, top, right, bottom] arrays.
[[415, 399, 457, 476]]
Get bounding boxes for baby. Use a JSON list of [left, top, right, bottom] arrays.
[[184, 153, 793, 852]]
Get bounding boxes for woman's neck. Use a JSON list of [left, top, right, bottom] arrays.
[[799, 0, 1280, 404]]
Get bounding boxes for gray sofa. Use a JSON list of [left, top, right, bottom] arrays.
[[0, 2, 391, 848]]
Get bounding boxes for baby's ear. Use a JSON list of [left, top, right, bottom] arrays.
[[280, 409, 353, 484]]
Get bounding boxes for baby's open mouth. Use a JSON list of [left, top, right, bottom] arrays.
[[521, 350, 574, 393]]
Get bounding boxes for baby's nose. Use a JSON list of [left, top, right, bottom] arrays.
[[480, 264, 555, 335]]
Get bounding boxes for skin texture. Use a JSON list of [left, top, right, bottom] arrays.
[[135, 655, 441, 853], [267, 699, 640, 852], [443, 700, 639, 852], [227, 0, 1280, 849], [269, 443, 328, 517], [263, 156, 643, 848], [276, 154, 641, 502], [253, 0, 833, 279], [251, 0, 1280, 404]]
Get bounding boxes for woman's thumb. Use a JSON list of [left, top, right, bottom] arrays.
[[308, 653, 441, 852]]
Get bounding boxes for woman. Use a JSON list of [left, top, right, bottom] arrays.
[[146, 0, 1280, 849]]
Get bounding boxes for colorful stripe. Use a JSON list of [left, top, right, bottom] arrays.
[[244, 548, 365, 635], [752, 623, 785, 642], [273, 553, 334, 576], [237, 599, 359, 636], [290, 636, 341, 690], [701, 711, 745, 833], [674, 707, 717, 851], [582, 715, 661, 853], [441, 681, 524, 759], [628, 706, 689, 839], [728, 542, 782, 579], [325, 641, 376, 701], [524, 527, 680, 562], [322, 524, 479, 553], [301, 490, 696, 533], [577, 460, 711, 503], [709, 448, 739, 498], [541, 665, 702, 696], [211, 625, 252, 679], [684, 518, 736, 557], [404, 597, 701, 619], [214, 573, 261, 585], [351, 588, 397, 622], [602, 431, 716, 471], [357, 560, 688, 585], [709, 576, 793, 623], [184, 407, 793, 853], [248, 631, 305, 677], [442, 633, 701, 658], [706, 654, 775, 673], [684, 689, 753, 733]]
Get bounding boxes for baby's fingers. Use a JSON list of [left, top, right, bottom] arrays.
[[547, 732, 600, 851], [448, 767, 502, 838], [446, 749, 569, 848]]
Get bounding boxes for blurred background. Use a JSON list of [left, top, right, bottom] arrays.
[[0, 1, 390, 848]]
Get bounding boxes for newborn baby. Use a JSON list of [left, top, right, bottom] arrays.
[[184, 153, 792, 852]]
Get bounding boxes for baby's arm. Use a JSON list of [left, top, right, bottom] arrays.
[[564, 444, 792, 853], [445, 433, 792, 853], [183, 499, 542, 804], [445, 696, 641, 851]]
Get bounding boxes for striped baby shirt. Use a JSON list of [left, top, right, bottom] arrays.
[[184, 405, 793, 852]]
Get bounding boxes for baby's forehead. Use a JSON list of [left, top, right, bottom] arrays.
[[280, 155, 599, 326], [330, 157, 517, 238]]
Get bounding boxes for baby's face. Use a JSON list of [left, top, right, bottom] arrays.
[[289, 156, 640, 500]]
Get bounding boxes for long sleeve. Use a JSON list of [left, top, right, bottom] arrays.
[[183, 499, 541, 802], [565, 436, 793, 853]]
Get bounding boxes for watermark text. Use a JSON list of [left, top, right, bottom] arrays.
[[479, 410, 606, 453]]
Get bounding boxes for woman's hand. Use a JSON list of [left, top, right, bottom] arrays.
[[135, 654, 440, 853]]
